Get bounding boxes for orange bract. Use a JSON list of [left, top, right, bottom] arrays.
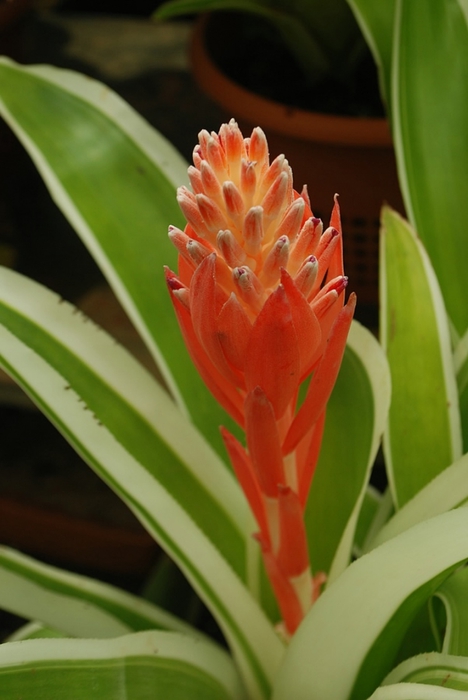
[[166, 120, 355, 635]]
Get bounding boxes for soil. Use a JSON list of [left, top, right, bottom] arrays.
[[205, 12, 385, 117]]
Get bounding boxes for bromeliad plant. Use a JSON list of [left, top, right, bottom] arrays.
[[0, 2, 468, 698]]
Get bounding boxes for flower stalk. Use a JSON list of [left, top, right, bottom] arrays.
[[166, 120, 355, 635]]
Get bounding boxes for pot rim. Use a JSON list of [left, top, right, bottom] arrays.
[[190, 14, 393, 148]]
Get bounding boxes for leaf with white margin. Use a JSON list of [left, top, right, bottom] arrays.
[[0, 266, 247, 579], [434, 566, 468, 656], [359, 488, 395, 555], [6, 622, 65, 642], [380, 651, 468, 691], [366, 453, 468, 552], [380, 206, 461, 508], [353, 485, 383, 557], [391, 0, 468, 337], [454, 328, 468, 453], [367, 683, 468, 699], [272, 508, 468, 700], [0, 630, 246, 700], [0, 546, 199, 639], [0, 324, 284, 700], [0, 56, 238, 457], [306, 320, 391, 583]]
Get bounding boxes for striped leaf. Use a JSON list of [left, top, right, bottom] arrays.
[[345, 0, 395, 108], [367, 683, 468, 700], [305, 319, 391, 581], [0, 314, 284, 700], [380, 206, 461, 508], [347, 1, 468, 337], [382, 652, 468, 692], [435, 567, 468, 656], [368, 453, 468, 551], [0, 630, 246, 700], [391, 0, 468, 336], [0, 547, 199, 639], [454, 330, 468, 452], [0, 266, 246, 578], [272, 508, 468, 700], [0, 57, 238, 456]]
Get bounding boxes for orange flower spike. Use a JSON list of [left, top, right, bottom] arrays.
[[166, 120, 356, 634], [245, 387, 285, 499], [165, 267, 245, 427], [220, 426, 270, 543], [283, 292, 357, 455], [244, 285, 300, 419]]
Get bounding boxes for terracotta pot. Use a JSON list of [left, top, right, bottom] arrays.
[[190, 15, 405, 310]]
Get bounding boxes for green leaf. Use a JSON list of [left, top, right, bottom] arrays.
[[0, 547, 199, 639], [380, 207, 461, 508], [368, 453, 468, 551], [382, 651, 468, 692], [392, 0, 468, 336], [0, 267, 246, 578], [435, 567, 468, 656], [454, 330, 468, 452], [0, 318, 283, 700], [353, 485, 383, 557], [6, 622, 66, 641], [305, 319, 391, 580], [368, 684, 468, 700], [0, 630, 246, 700], [0, 57, 237, 456], [272, 508, 468, 700], [345, 0, 395, 108]]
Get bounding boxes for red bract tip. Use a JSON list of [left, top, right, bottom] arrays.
[[165, 268, 185, 292], [283, 293, 356, 455]]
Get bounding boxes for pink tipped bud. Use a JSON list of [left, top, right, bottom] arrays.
[[177, 187, 213, 241], [243, 206, 264, 257], [186, 238, 212, 266], [197, 129, 211, 158], [240, 159, 257, 206], [192, 144, 203, 168], [248, 127, 269, 171], [187, 165, 203, 194], [311, 276, 348, 317], [259, 154, 286, 199], [206, 134, 228, 180], [289, 217, 323, 275], [262, 171, 289, 222], [233, 266, 265, 314], [196, 193, 226, 233], [223, 181, 245, 224], [219, 119, 244, 179], [168, 225, 190, 252], [309, 227, 341, 295], [294, 256, 318, 298], [276, 198, 305, 242], [217, 229, 246, 268], [200, 160, 223, 200], [262, 236, 290, 287], [315, 226, 340, 261]]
